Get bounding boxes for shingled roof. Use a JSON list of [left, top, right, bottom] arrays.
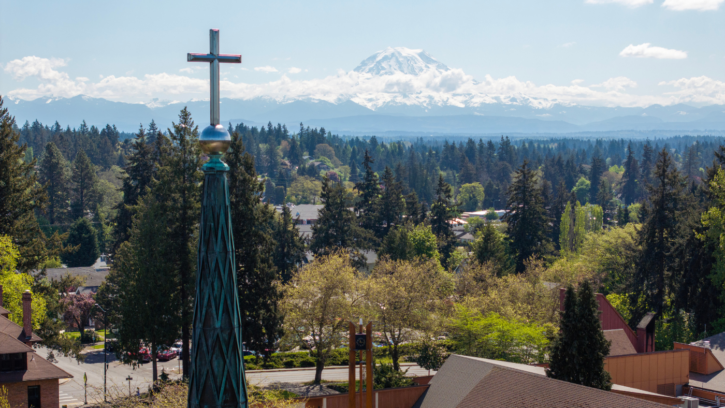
[[0, 315, 41, 344], [604, 329, 637, 356], [415, 355, 672, 408], [0, 352, 72, 382]]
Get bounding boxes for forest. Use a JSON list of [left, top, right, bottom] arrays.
[[3, 94, 725, 384]]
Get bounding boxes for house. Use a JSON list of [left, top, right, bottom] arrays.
[[0, 287, 73, 408], [277, 204, 324, 225], [44, 265, 110, 296], [413, 354, 680, 407]]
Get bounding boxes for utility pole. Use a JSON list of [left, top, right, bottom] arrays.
[[126, 376, 133, 397]]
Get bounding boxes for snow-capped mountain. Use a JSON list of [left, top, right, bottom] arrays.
[[353, 47, 450, 76], [5, 47, 725, 134]]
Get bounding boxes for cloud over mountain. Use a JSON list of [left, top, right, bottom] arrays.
[[3, 47, 725, 110]]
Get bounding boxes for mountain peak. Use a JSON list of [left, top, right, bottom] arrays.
[[353, 47, 450, 76]]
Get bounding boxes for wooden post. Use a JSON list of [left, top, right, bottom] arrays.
[[359, 323, 363, 408], [366, 322, 373, 408], [349, 322, 356, 408]]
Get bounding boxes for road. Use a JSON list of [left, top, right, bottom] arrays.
[[39, 347, 432, 405]]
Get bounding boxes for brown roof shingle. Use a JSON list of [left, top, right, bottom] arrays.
[[0, 332, 34, 354], [603, 329, 637, 357], [0, 315, 41, 344], [0, 352, 72, 382], [457, 366, 669, 408]]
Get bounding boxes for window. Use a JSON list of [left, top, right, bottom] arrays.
[[27, 385, 40, 408], [0, 353, 27, 371]]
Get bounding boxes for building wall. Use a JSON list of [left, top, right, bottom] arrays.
[[604, 349, 690, 395], [302, 386, 428, 408], [673, 342, 724, 375], [4, 379, 59, 408]]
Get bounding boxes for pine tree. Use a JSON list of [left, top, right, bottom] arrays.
[[471, 223, 511, 275], [405, 191, 426, 225], [312, 177, 372, 268], [589, 153, 606, 204], [504, 160, 551, 273], [547, 283, 612, 390], [226, 130, 282, 358], [38, 142, 70, 225], [552, 181, 569, 251], [154, 107, 202, 377], [62, 218, 99, 267], [378, 166, 404, 239], [430, 175, 457, 269], [273, 205, 306, 283], [634, 149, 689, 317], [113, 193, 179, 382], [70, 150, 98, 220], [112, 126, 155, 255], [640, 142, 655, 191], [0, 97, 62, 272], [596, 179, 614, 225], [621, 143, 640, 205], [355, 150, 381, 236]]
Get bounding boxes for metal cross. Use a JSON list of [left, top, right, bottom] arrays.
[[187, 29, 241, 126]]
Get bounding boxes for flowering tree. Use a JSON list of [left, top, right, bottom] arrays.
[[60, 293, 95, 340]]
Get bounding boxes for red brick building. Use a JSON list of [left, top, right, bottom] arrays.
[[0, 288, 72, 408]]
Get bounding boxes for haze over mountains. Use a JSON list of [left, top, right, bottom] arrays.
[[7, 47, 725, 136]]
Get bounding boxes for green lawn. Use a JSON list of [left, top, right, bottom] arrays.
[[92, 344, 104, 349], [64, 331, 81, 339]]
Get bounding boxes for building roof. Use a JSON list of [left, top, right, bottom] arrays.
[[415, 355, 671, 408], [603, 329, 637, 356], [0, 352, 72, 382], [278, 205, 324, 221], [0, 306, 10, 317], [0, 315, 41, 344], [0, 332, 34, 354], [689, 331, 725, 393], [44, 267, 109, 289]]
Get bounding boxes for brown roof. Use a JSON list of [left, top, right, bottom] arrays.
[[0, 306, 10, 317], [690, 332, 725, 393], [0, 315, 41, 344], [456, 366, 670, 408], [415, 355, 672, 408], [603, 329, 637, 356], [0, 352, 72, 382], [0, 332, 34, 354]]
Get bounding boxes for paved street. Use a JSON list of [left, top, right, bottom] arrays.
[[39, 346, 433, 405]]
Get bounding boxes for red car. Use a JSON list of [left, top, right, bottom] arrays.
[[157, 348, 178, 361], [128, 347, 151, 363]]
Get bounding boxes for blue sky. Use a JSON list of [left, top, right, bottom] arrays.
[[1, 0, 724, 107]]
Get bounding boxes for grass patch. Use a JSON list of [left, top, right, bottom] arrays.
[[92, 344, 104, 349], [64, 331, 81, 339]]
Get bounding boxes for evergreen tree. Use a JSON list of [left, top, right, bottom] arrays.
[[547, 283, 612, 390], [551, 181, 569, 251], [430, 175, 457, 269], [621, 143, 640, 205], [404, 191, 426, 225], [112, 126, 155, 255], [226, 130, 282, 358], [62, 218, 99, 267], [312, 177, 372, 268], [273, 205, 306, 283], [504, 160, 551, 273], [38, 142, 70, 225], [355, 150, 381, 236], [596, 178, 614, 225], [640, 142, 655, 192], [0, 97, 62, 272], [471, 223, 511, 275], [287, 137, 303, 166], [113, 193, 179, 382], [70, 150, 98, 220], [378, 166, 405, 239], [633, 149, 689, 318], [589, 153, 606, 205], [154, 107, 202, 377]]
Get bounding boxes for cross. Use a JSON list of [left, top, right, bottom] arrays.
[[187, 29, 241, 126]]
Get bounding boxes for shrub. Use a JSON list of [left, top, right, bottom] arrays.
[[373, 362, 414, 389], [299, 358, 316, 367], [283, 360, 297, 368]]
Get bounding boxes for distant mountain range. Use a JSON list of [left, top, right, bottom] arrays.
[[6, 47, 725, 136]]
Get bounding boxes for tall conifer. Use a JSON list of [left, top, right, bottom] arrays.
[[273, 206, 306, 283], [504, 160, 551, 273], [430, 175, 457, 269], [70, 150, 98, 220], [227, 131, 283, 356], [39, 142, 70, 225]]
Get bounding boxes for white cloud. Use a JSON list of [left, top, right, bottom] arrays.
[[559, 42, 577, 48], [592, 76, 638, 91], [662, 0, 724, 10], [5, 55, 725, 109], [288, 67, 302, 74], [254, 66, 278, 73], [619, 43, 687, 59], [586, 0, 653, 7]]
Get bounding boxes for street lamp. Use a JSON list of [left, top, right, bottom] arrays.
[[94, 304, 108, 402]]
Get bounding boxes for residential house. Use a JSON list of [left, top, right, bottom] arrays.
[[0, 286, 73, 408]]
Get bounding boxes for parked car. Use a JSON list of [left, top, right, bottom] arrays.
[[128, 347, 151, 363], [157, 348, 178, 361]]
